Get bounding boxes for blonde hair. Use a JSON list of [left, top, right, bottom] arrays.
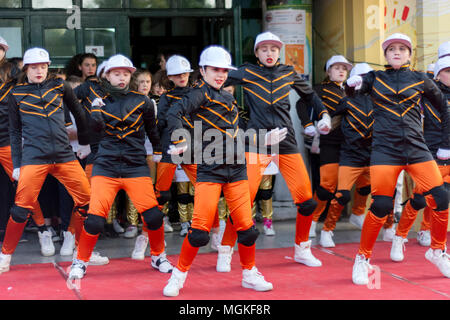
[[130, 69, 152, 91]]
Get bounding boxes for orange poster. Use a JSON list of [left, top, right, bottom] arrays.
[[285, 44, 304, 74]]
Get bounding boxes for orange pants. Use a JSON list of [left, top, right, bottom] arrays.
[[221, 152, 314, 247], [77, 175, 165, 262], [323, 166, 370, 231], [2, 160, 90, 255], [359, 161, 448, 258], [177, 180, 255, 272], [396, 164, 450, 237], [312, 163, 368, 223]]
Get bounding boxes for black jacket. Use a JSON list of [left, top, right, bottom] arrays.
[[0, 81, 14, 147], [8, 78, 89, 169], [226, 61, 327, 154], [167, 79, 247, 184], [333, 94, 373, 167], [157, 86, 193, 163], [422, 81, 450, 165], [354, 63, 450, 166], [90, 89, 161, 178]]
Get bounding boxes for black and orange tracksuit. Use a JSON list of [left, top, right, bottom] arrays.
[[396, 81, 450, 238], [220, 61, 328, 248], [155, 86, 197, 210], [321, 93, 373, 231], [167, 79, 256, 272], [2, 78, 91, 255], [76, 87, 166, 263], [353, 63, 450, 258]]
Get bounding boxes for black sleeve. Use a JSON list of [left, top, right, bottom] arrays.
[[156, 94, 170, 134], [143, 97, 162, 154], [62, 82, 90, 145], [332, 98, 348, 116], [8, 93, 22, 169], [224, 67, 246, 87], [292, 73, 328, 123], [423, 77, 450, 149]]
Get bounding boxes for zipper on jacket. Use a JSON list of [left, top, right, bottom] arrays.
[[40, 83, 58, 163]]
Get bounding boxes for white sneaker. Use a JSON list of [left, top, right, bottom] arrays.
[[179, 221, 190, 237], [382, 224, 396, 242], [417, 230, 431, 247], [390, 235, 407, 262], [294, 240, 322, 267], [163, 267, 188, 297], [73, 249, 109, 266], [113, 219, 125, 233], [263, 219, 276, 236], [309, 221, 317, 238], [210, 232, 220, 251], [425, 248, 450, 278], [48, 226, 60, 242], [38, 230, 55, 256], [124, 225, 138, 239], [242, 267, 273, 292], [60, 231, 75, 256], [216, 245, 233, 272], [349, 214, 365, 230], [319, 230, 335, 248], [151, 252, 173, 273], [0, 253, 11, 274], [131, 234, 149, 260], [163, 216, 173, 233], [69, 259, 87, 280], [352, 254, 372, 285]]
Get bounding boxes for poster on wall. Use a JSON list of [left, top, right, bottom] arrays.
[[264, 0, 312, 81]]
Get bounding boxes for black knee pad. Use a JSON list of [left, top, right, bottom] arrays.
[[74, 204, 89, 217], [410, 193, 427, 211], [357, 185, 371, 196], [10, 205, 31, 223], [237, 225, 259, 246], [187, 228, 210, 247], [258, 189, 273, 201], [142, 206, 164, 230], [316, 185, 334, 201], [424, 185, 449, 211], [84, 214, 106, 235], [296, 198, 317, 216], [177, 193, 192, 205], [369, 195, 393, 218], [335, 190, 351, 206], [157, 190, 171, 205]]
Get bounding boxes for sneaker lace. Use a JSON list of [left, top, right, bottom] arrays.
[[135, 236, 148, 250]]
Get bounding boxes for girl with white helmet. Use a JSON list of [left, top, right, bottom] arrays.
[[68, 54, 172, 280], [219, 31, 330, 271], [162, 45, 273, 297], [0, 47, 91, 273], [347, 33, 450, 284], [154, 54, 197, 239]]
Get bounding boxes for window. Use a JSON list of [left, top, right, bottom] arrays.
[[130, 0, 170, 8], [0, 19, 23, 58], [82, 0, 122, 8], [179, 0, 216, 8], [44, 28, 76, 57], [172, 17, 198, 36], [0, 0, 22, 8], [32, 0, 73, 8], [83, 28, 116, 58]]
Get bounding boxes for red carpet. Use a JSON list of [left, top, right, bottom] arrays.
[[0, 239, 449, 300]]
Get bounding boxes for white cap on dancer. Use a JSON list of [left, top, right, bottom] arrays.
[[104, 54, 136, 74], [350, 63, 373, 77], [438, 41, 450, 59], [96, 60, 108, 77], [23, 47, 51, 66], [199, 46, 237, 70], [0, 36, 8, 52], [166, 55, 193, 76], [434, 56, 450, 79], [326, 55, 353, 72], [382, 33, 412, 52], [254, 31, 284, 52]]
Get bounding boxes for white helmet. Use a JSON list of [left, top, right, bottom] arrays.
[[166, 55, 193, 76], [96, 61, 108, 77], [434, 56, 450, 79], [438, 41, 450, 59], [104, 54, 136, 74], [350, 63, 373, 77], [23, 47, 51, 66], [0, 36, 8, 52], [199, 46, 237, 70], [382, 33, 412, 52], [326, 55, 353, 72], [254, 31, 283, 52]]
